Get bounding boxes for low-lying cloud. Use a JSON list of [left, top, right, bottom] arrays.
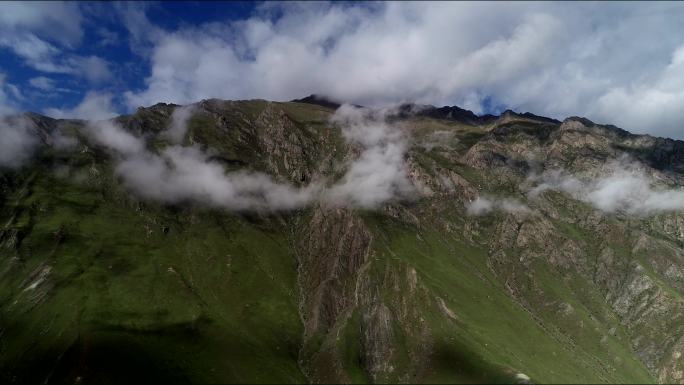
[[420, 130, 458, 152], [324, 104, 417, 208], [86, 119, 145, 155], [85, 103, 419, 211], [86, 117, 318, 211], [0, 115, 40, 169], [163, 104, 195, 144], [527, 158, 684, 215], [466, 196, 530, 216], [117, 146, 318, 210]]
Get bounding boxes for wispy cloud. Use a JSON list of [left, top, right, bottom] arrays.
[[466, 196, 530, 216], [85, 103, 420, 211], [0, 115, 40, 169], [44, 91, 118, 121], [28, 76, 55, 91], [527, 157, 684, 215], [324, 104, 417, 208], [116, 145, 318, 211], [85, 113, 320, 211], [86, 119, 144, 155], [162, 104, 195, 144]]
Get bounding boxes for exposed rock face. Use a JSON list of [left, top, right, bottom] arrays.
[[253, 103, 317, 184], [296, 207, 372, 382]]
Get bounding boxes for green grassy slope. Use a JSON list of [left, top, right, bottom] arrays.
[[0, 165, 305, 384]]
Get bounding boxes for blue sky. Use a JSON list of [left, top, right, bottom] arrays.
[[2, 2, 684, 138], [0, 2, 258, 115]]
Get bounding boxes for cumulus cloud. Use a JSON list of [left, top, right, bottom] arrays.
[[324, 104, 417, 208], [44, 91, 118, 120], [527, 158, 684, 215], [120, 2, 684, 138], [466, 196, 530, 216]]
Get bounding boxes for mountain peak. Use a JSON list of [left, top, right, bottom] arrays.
[[291, 94, 342, 109]]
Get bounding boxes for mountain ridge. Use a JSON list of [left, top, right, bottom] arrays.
[[2, 97, 684, 383]]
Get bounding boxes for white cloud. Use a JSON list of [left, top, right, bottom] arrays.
[[324, 104, 417, 208], [591, 44, 684, 139], [466, 196, 530, 216], [84, 117, 319, 211], [527, 158, 684, 215], [0, 2, 83, 47], [83, 103, 418, 211], [71, 56, 112, 83], [0, 32, 111, 82], [466, 196, 494, 216], [0, 115, 40, 169], [114, 2, 164, 55], [162, 105, 195, 144], [122, 2, 684, 138], [44, 91, 118, 120], [0, 3, 110, 83], [86, 119, 144, 156], [0, 73, 18, 115], [116, 146, 318, 211], [29, 76, 54, 91]]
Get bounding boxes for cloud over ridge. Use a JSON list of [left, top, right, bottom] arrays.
[[117, 2, 684, 139], [84, 104, 418, 211], [527, 157, 684, 215]]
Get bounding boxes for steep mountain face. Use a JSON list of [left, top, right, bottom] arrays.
[[2, 97, 684, 383]]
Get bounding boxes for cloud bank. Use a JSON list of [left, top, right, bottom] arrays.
[[118, 2, 684, 138]]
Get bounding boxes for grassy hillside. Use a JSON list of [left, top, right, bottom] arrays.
[[3, 99, 682, 383]]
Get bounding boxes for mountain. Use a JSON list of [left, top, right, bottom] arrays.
[[2, 97, 684, 384]]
